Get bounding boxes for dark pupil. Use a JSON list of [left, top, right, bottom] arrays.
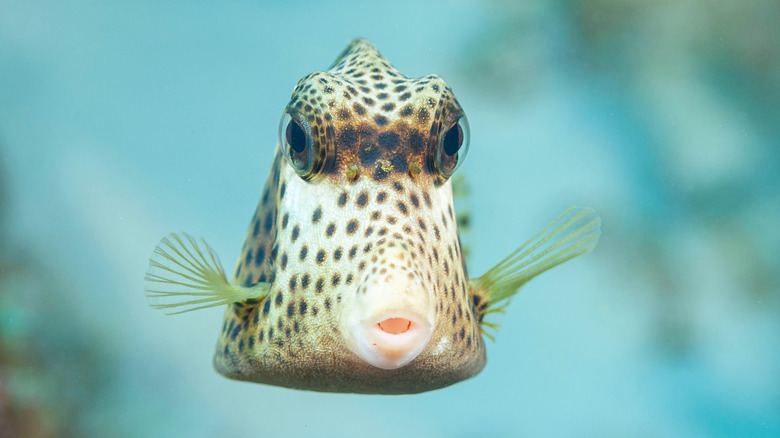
[[286, 119, 307, 153], [442, 123, 463, 156]]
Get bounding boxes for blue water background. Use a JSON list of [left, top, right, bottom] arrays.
[[1, 1, 778, 436]]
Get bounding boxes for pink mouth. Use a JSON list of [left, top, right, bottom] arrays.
[[348, 312, 433, 370], [377, 317, 412, 335]]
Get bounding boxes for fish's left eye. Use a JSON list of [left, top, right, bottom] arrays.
[[279, 111, 316, 178], [435, 115, 470, 177]]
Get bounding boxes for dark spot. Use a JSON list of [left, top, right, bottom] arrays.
[[282, 213, 289, 229], [334, 247, 343, 261], [301, 274, 310, 289], [410, 194, 420, 208], [287, 302, 295, 318], [263, 299, 271, 315], [374, 115, 389, 126], [325, 223, 336, 237], [346, 220, 358, 235], [356, 192, 368, 208], [397, 201, 408, 216], [331, 273, 341, 286], [364, 226, 374, 237], [353, 102, 366, 115], [377, 192, 387, 203], [338, 192, 348, 207], [291, 225, 300, 241], [378, 132, 399, 149], [406, 134, 424, 154], [325, 298, 331, 310], [341, 128, 358, 147], [275, 292, 283, 307], [289, 275, 297, 292], [299, 245, 308, 261], [349, 246, 358, 259], [381, 103, 395, 112], [316, 249, 327, 265], [371, 211, 381, 221], [312, 207, 322, 224], [227, 320, 236, 338], [254, 246, 266, 267], [315, 278, 324, 294], [280, 253, 288, 270], [299, 300, 308, 315], [363, 243, 372, 253], [399, 92, 412, 101], [423, 192, 432, 208], [392, 181, 403, 192]]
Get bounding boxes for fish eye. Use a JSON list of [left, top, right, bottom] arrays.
[[279, 111, 315, 177], [286, 117, 307, 153], [435, 115, 470, 177]]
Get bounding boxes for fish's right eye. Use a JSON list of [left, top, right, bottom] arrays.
[[279, 111, 315, 177]]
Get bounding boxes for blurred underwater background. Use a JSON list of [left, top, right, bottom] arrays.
[[1, 0, 778, 436]]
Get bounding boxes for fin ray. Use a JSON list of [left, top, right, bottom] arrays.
[[474, 207, 601, 307], [144, 232, 269, 315]]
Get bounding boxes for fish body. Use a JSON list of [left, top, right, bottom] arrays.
[[145, 39, 601, 394]]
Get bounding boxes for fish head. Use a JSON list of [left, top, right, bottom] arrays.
[[218, 38, 485, 393]]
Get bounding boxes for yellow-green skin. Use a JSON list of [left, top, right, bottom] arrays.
[[213, 39, 490, 394]]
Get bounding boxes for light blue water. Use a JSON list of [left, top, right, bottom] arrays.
[[1, 1, 778, 437]]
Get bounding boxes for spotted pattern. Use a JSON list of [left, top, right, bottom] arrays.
[[212, 38, 485, 394]]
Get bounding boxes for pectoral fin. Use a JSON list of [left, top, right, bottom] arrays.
[[144, 233, 269, 315], [471, 207, 601, 329]]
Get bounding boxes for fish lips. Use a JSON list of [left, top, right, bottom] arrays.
[[345, 308, 434, 370]]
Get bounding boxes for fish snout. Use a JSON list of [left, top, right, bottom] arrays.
[[340, 243, 435, 370]]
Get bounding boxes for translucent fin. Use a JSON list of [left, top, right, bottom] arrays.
[[473, 207, 601, 307], [144, 233, 269, 315]]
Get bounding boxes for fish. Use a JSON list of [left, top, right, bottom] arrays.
[[144, 38, 601, 394]]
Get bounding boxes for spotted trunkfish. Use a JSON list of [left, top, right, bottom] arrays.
[[144, 38, 601, 394]]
